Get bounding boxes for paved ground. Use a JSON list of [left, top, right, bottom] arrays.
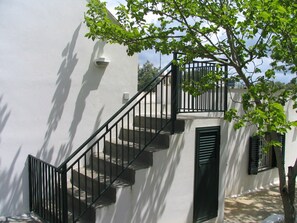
[[224, 185, 295, 223], [1, 185, 295, 222], [0, 214, 41, 223]]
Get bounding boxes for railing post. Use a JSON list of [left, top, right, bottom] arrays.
[[224, 64, 228, 112], [61, 164, 68, 223], [28, 156, 33, 212], [171, 52, 178, 134]]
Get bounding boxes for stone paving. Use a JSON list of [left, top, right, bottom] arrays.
[[0, 214, 41, 223], [1, 185, 295, 222], [224, 185, 296, 223]]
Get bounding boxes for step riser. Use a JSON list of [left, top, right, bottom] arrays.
[[134, 116, 185, 132], [71, 170, 116, 202], [104, 141, 153, 165], [90, 155, 135, 184], [67, 193, 96, 223], [65, 116, 183, 222], [119, 128, 170, 148]]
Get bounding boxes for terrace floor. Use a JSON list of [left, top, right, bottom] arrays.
[[1, 185, 296, 222]]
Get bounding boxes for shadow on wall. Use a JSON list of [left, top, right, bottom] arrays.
[[223, 91, 277, 196], [0, 24, 107, 217], [0, 95, 10, 144], [0, 148, 22, 216], [36, 24, 81, 163], [36, 25, 106, 167], [97, 133, 186, 223], [0, 97, 16, 216]]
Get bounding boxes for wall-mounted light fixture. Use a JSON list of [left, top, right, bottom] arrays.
[[94, 57, 110, 68], [123, 92, 130, 100]]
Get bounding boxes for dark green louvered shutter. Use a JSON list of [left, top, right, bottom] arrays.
[[248, 136, 260, 175], [271, 134, 286, 168]]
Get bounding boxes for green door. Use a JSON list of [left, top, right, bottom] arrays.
[[193, 126, 220, 222]]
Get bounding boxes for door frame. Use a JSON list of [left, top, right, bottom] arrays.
[[193, 126, 221, 223]]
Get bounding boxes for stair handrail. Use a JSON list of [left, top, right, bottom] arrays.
[[56, 61, 173, 172], [28, 55, 228, 222]]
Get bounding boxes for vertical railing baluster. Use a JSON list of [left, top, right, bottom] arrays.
[[97, 142, 100, 195], [60, 164, 68, 223], [109, 130, 113, 180], [84, 155, 87, 209], [78, 160, 81, 215], [57, 168, 61, 222], [53, 168, 57, 223], [138, 102, 142, 149], [48, 166, 52, 222], [187, 63, 190, 111], [150, 91, 152, 140], [121, 119, 124, 171], [132, 108, 135, 158], [103, 135, 107, 186], [90, 147, 94, 202], [127, 114, 130, 163], [155, 84, 158, 132], [191, 63, 194, 112], [28, 157, 33, 212], [171, 52, 178, 134], [116, 123, 119, 175], [70, 167, 74, 222], [164, 75, 169, 124], [224, 64, 228, 111], [144, 96, 147, 145], [51, 167, 54, 222], [42, 163, 46, 219]]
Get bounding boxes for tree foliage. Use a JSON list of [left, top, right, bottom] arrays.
[[85, 0, 297, 221], [138, 61, 160, 91]]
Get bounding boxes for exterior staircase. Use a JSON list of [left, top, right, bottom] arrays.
[[28, 54, 227, 223], [69, 116, 185, 222]]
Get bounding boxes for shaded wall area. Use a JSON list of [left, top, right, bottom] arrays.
[[0, 0, 137, 217]]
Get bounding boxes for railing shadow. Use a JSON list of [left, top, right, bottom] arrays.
[[96, 131, 186, 223], [222, 89, 278, 196]]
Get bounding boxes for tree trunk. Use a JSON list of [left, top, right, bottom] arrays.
[[272, 133, 297, 223]]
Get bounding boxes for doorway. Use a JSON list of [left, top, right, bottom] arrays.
[[193, 126, 220, 222]]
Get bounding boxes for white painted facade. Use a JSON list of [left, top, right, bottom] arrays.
[[93, 89, 296, 223], [0, 0, 137, 217], [0, 1, 296, 221]]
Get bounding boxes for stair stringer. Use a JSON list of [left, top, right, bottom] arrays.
[[93, 130, 189, 223]]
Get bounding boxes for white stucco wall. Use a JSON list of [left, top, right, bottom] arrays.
[[0, 0, 137, 217], [94, 117, 224, 223], [93, 88, 296, 223], [223, 89, 297, 197]]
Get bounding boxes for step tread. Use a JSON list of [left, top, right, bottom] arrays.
[[93, 152, 150, 170], [122, 126, 172, 134], [67, 182, 114, 208], [105, 138, 169, 151], [72, 166, 132, 187]]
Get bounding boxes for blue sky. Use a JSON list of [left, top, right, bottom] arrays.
[[105, 0, 171, 68], [104, 0, 294, 82], [138, 50, 172, 68]]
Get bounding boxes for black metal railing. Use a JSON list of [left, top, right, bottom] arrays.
[[177, 60, 228, 113], [28, 156, 68, 223], [28, 54, 228, 223]]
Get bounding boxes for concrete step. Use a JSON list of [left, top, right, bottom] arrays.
[[119, 127, 171, 148], [67, 183, 114, 223], [133, 115, 185, 133], [90, 152, 150, 184], [103, 139, 168, 166]]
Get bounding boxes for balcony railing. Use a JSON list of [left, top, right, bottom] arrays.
[[28, 53, 228, 222]]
